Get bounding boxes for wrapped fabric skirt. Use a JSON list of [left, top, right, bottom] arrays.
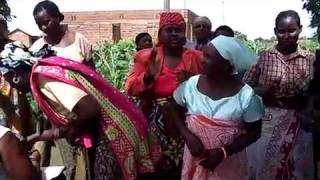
[[130, 96, 184, 179]]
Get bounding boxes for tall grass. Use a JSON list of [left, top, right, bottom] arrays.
[[94, 38, 320, 90], [94, 40, 135, 90]]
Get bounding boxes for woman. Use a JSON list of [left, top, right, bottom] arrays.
[[192, 16, 213, 51], [0, 41, 58, 180], [212, 25, 235, 38], [30, 0, 93, 67], [0, 15, 56, 168], [0, 125, 41, 180], [169, 35, 264, 180], [0, 53, 155, 179], [30, 1, 94, 178], [0, 124, 63, 180], [125, 12, 202, 179], [135, 32, 153, 51], [311, 49, 320, 179], [0, 15, 33, 137], [243, 10, 315, 179]]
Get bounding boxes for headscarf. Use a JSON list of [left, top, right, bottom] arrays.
[[158, 12, 186, 46], [209, 35, 257, 75], [0, 41, 54, 75], [159, 12, 186, 30]]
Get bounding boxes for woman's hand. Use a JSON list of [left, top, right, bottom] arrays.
[[29, 149, 41, 169], [297, 97, 314, 132], [199, 148, 224, 171], [185, 133, 205, 157], [297, 95, 316, 132], [65, 126, 80, 145], [164, 102, 204, 157], [24, 127, 68, 147], [144, 48, 161, 85], [297, 111, 313, 132]]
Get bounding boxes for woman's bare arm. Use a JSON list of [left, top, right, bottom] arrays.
[[0, 132, 41, 180]]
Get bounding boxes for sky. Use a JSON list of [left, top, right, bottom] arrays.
[[7, 0, 315, 40]]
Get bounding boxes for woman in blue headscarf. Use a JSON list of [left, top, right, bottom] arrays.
[[168, 35, 264, 180]]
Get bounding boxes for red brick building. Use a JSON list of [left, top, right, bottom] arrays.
[[8, 29, 39, 47], [63, 9, 199, 44]]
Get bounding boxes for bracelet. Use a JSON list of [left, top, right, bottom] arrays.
[[220, 147, 227, 159]]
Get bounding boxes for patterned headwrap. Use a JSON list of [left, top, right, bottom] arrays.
[[0, 41, 54, 75], [159, 12, 186, 30], [209, 35, 257, 75]]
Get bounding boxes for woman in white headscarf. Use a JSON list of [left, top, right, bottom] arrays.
[[168, 35, 264, 180], [211, 35, 257, 80]]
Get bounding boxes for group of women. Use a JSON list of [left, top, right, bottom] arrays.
[[127, 9, 317, 180], [0, 0, 317, 180], [1, 1, 154, 180]]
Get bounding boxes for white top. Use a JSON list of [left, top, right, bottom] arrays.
[[173, 75, 265, 122], [0, 126, 9, 139], [36, 75, 88, 121], [30, 30, 92, 63]]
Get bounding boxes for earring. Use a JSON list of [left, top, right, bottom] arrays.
[[12, 75, 20, 84]]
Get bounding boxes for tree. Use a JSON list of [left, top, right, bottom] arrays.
[[0, 0, 13, 21], [254, 37, 265, 42], [234, 31, 248, 41], [303, 0, 320, 41], [270, 36, 277, 42]]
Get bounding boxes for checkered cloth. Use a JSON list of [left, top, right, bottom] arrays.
[[243, 47, 315, 98]]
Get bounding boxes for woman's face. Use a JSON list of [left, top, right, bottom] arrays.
[[202, 44, 231, 78], [159, 25, 186, 49], [193, 21, 211, 41], [137, 35, 153, 50], [275, 16, 301, 47], [34, 10, 60, 35]]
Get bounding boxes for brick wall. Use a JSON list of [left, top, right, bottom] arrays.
[[63, 9, 198, 45]]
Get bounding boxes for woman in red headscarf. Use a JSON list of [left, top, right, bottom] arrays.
[[125, 12, 202, 179]]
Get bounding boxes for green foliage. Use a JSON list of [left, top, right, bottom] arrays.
[[94, 35, 319, 90], [0, 0, 13, 21], [94, 40, 136, 90], [235, 31, 274, 54], [235, 31, 319, 53], [234, 31, 248, 42], [299, 39, 320, 51], [26, 93, 44, 121]]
